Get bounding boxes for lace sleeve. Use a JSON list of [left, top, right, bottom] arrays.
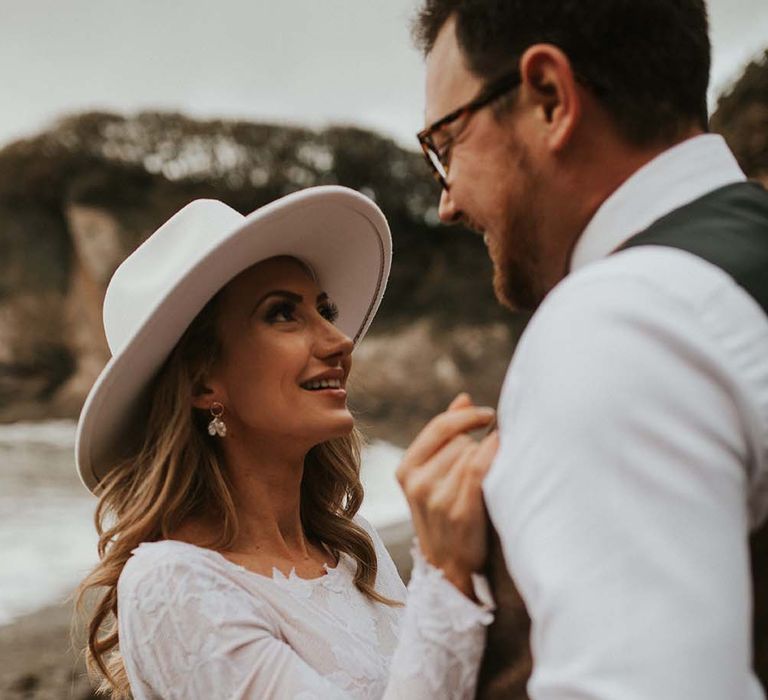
[[387, 543, 494, 699], [356, 516, 495, 700]]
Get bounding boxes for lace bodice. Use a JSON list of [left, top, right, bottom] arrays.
[[117, 517, 493, 699]]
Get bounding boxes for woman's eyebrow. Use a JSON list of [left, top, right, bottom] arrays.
[[252, 290, 303, 314]]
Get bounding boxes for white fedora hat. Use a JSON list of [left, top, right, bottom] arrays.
[[75, 185, 392, 494]]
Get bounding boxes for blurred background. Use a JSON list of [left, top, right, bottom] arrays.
[[0, 1, 766, 697]]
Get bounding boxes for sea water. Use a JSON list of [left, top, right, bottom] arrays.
[[0, 421, 407, 626]]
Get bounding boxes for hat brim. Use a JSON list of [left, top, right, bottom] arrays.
[[75, 186, 391, 494]]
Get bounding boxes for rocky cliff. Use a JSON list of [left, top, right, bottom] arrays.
[[0, 112, 525, 432]]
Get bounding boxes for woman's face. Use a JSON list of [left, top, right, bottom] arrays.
[[200, 256, 355, 447]]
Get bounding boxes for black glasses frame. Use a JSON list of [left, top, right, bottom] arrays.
[[417, 70, 522, 190]]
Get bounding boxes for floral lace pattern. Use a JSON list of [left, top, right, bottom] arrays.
[[117, 517, 493, 699]]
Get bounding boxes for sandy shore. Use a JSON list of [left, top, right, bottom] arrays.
[[0, 596, 96, 700], [0, 520, 414, 699]]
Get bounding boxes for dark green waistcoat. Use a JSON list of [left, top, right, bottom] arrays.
[[476, 180, 768, 699]]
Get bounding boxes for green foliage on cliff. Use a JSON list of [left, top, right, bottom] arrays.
[[711, 49, 768, 180]]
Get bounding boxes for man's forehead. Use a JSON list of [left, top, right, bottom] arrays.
[[424, 16, 483, 126]]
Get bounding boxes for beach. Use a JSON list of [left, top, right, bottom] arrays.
[[0, 520, 417, 700], [0, 420, 415, 698], [0, 598, 97, 700]]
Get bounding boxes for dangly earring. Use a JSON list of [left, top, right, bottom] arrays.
[[207, 401, 227, 437]]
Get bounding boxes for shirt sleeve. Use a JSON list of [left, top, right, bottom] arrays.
[[483, 270, 761, 700], [118, 530, 493, 700]]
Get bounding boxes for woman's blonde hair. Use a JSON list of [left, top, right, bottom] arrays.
[[75, 290, 396, 698]]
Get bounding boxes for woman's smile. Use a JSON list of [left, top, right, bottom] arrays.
[[299, 367, 348, 398]]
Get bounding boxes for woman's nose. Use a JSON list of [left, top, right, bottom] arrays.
[[317, 322, 354, 361]]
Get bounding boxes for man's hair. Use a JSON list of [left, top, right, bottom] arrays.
[[414, 0, 711, 147]]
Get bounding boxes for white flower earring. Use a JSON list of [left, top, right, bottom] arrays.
[[207, 401, 227, 437]]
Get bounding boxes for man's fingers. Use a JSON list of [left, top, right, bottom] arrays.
[[403, 406, 496, 466]]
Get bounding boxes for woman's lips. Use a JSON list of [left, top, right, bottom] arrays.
[[301, 386, 347, 399], [299, 372, 347, 400], [323, 387, 347, 398]]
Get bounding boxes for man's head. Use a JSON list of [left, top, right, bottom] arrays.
[[415, 0, 711, 310]]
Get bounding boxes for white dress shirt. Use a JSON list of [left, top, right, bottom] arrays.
[[483, 134, 768, 699]]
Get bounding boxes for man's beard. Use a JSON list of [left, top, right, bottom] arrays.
[[490, 149, 546, 312], [493, 232, 543, 312]]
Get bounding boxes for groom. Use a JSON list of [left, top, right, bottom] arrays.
[[409, 1, 768, 697]]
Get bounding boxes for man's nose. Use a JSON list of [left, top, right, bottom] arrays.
[[438, 187, 461, 224]]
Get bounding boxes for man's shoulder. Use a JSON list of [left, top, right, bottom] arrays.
[[554, 244, 735, 316], [497, 244, 757, 414], [519, 246, 718, 352]]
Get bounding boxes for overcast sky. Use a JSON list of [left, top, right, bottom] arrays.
[[0, 0, 766, 151]]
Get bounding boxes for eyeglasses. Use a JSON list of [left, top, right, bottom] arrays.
[[417, 70, 522, 190]]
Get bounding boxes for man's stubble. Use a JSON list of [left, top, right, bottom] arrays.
[[491, 141, 548, 313]]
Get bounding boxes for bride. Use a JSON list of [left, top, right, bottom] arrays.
[[75, 186, 499, 699]]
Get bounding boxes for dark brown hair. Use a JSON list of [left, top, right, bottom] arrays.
[[413, 0, 711, 147]]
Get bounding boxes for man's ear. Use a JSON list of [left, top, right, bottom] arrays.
[[518, 43, 581, 153]]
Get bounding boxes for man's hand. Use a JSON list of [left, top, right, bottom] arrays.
[[396, 393, 500, 598]]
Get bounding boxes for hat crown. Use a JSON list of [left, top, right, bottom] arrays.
[[103, 200, 244, 355]]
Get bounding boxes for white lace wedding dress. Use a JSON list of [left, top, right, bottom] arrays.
[[117, 516, 494, 699]]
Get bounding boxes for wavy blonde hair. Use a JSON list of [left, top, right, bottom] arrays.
[[75, 290, 397, 699]]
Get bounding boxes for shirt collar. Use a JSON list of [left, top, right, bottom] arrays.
[[569, 134, 747, 272]]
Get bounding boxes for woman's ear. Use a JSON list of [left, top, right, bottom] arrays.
[[191, 379, 217, 410]]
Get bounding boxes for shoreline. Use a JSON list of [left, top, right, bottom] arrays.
[[0, 596, 97, 700], [0, 517, 415, 699]]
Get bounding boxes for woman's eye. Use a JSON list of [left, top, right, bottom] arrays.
[[319, 302, 339, 323], [265, 301, 297, 323]]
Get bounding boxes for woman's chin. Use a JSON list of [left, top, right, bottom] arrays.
[[316, 414, 355, 442]]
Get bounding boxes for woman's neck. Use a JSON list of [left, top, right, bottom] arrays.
[[215, 431, 313, 559], [169, 436, 336, 578]]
